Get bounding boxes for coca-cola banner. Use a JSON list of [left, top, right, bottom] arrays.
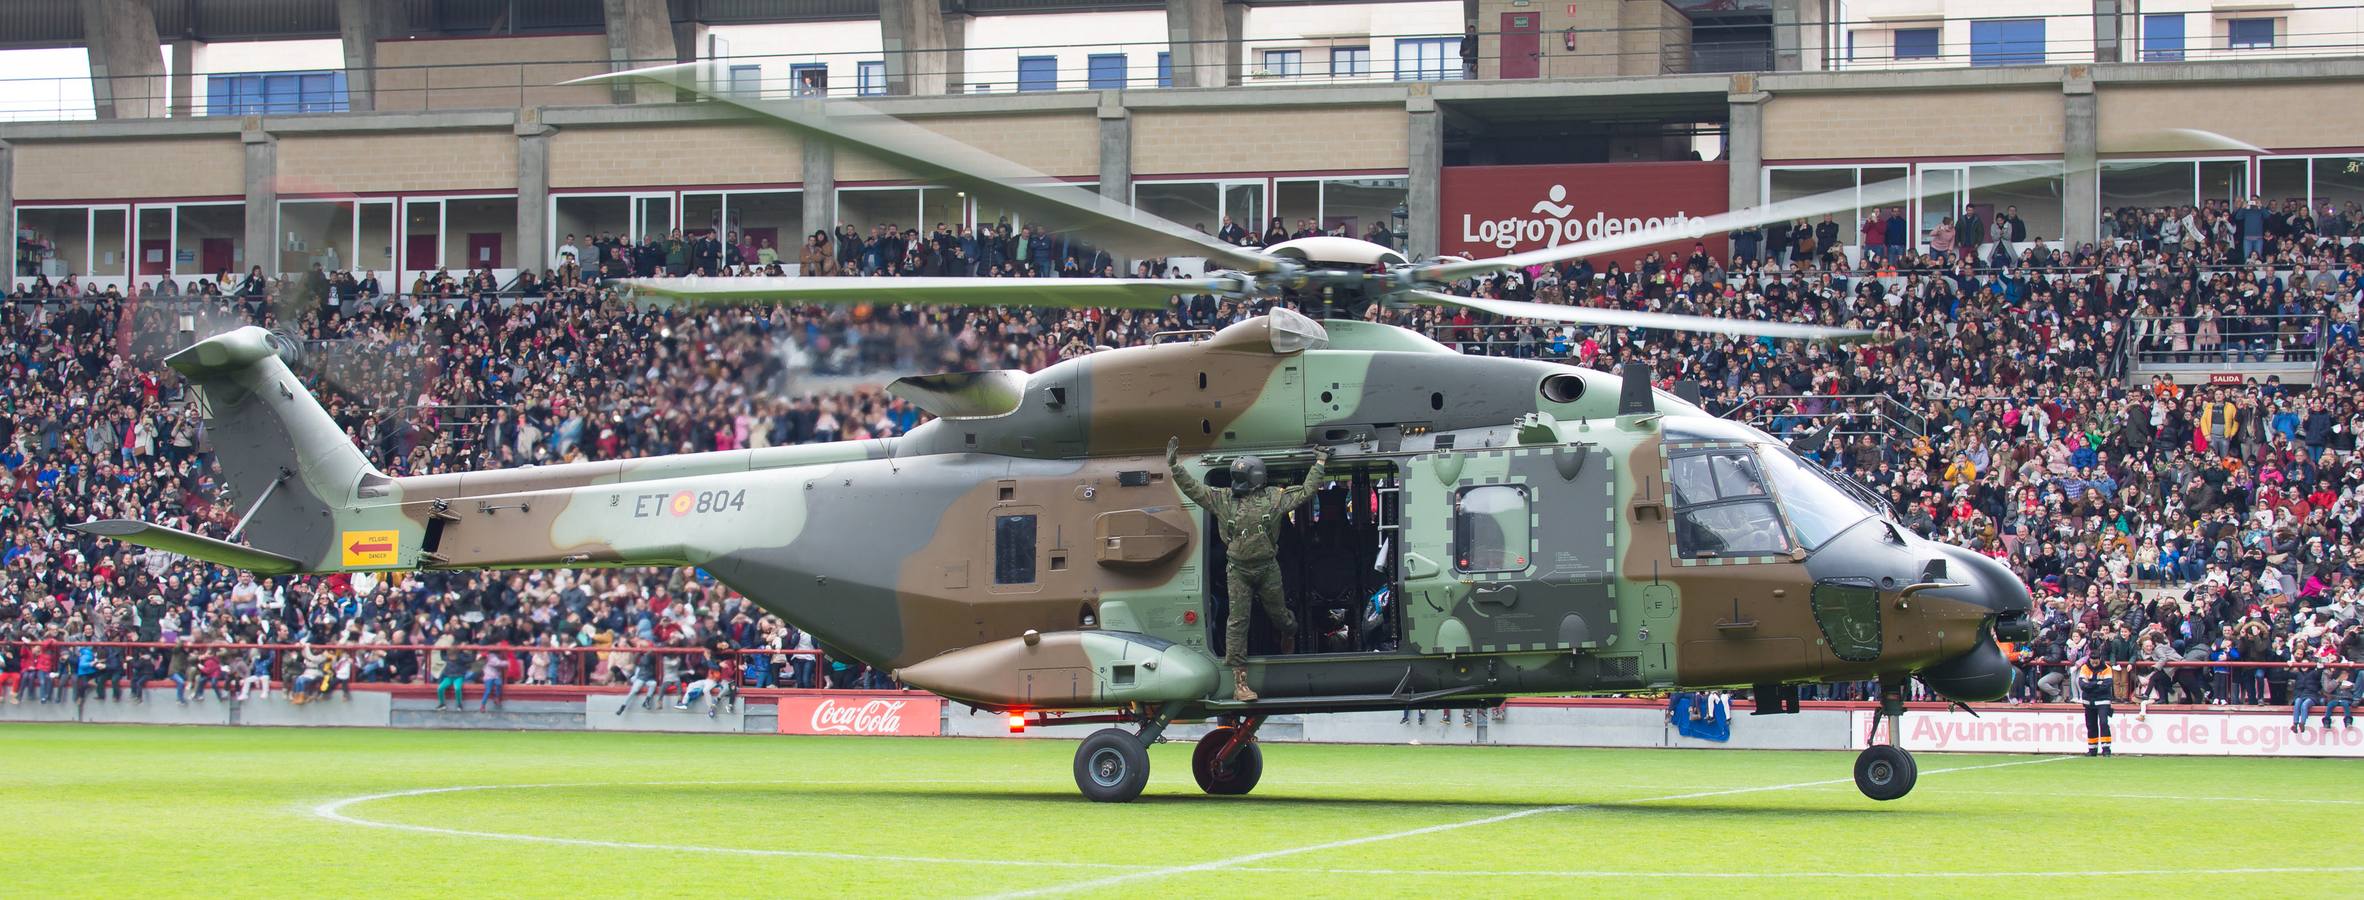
[[777, 694, 944, 737], [1439, 162, 1729, 265]]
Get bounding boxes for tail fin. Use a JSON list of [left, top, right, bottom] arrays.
[[76, 326, 388, 572]]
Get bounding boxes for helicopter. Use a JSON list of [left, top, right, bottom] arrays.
[[75, 62, 2041, 804]]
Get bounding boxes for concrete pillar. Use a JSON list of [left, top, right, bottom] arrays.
[[168, 39, 195, 118], [2092, 0, 2122, 63], [1165, 0, 1236, 88], [880, 0, 953, 96], [1727, 81, 1766, 212], [80, 0, 168, 119], [243, 128, 277, 274], [1406, 93, 1443, 260], [801, 113, 836, 260], [336, 0, 387, 113], [517, 111, 552, 274], [2062, 72, 2098, 246], [0, 142, 14, 269], [944, 13, 969, 95], [1097, 92, 1130, 207], [1769, 0, 1803, 72], [602, 0, 675, 104]]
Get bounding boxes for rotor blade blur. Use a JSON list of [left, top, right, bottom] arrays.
[[574, 62, 1280, 274], [623, 275, 1223, 309], [1405, 289, 1871, 342], [1417, 161, 2069, 283]]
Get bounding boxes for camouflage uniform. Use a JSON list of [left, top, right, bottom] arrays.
[[1169, 446, 1328, 668]]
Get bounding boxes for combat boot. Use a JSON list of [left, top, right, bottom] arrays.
[[1232, 667, 1258, 702]]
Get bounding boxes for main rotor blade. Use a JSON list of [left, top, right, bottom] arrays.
[[1405, 289, 1871, 342], [623, 275, 1225, 309], [1416, 162, 2069, 283], [574, 63, 1281, 274]]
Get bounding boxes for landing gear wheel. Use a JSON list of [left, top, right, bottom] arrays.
[[1191, 726, 1265, 796], [1853, 744, 1918, 801], [1074, 727, 1151, 803]]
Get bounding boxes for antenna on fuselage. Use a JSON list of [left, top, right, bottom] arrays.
[[1618, 362, 1656, 417]]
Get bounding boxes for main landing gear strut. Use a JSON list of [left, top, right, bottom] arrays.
[[1852, 677, 1918, 802], [1072, 707, 1271, 802]]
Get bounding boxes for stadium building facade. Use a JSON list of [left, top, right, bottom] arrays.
[[4, 0, 2363, 293]]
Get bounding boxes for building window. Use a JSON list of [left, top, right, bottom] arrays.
[[2142, 14, 2186, 61], [1968, 19, 2045, 67], [1017, 56, 1058, 92], [206, 70, 347, 116], [790, 64, 828, 97], [1261, 49, 1302, 77], [1893, 28, 1939, 60], [1454, 486, 1530, 573], [2228, 18, 2276, 49], [1087, 53, 1127, 89], [728, 65, 761, 97], [856, 61, 886, 96], [1331, 46, 1370, 77], [1156, 52, 1172, 87], [994, 514, 1037, 584], [1394, 37, 1462, 81]]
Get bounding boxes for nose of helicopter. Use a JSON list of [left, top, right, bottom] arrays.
[[1925, 542, 2035, 643], [1911, 541, 2034, 703]]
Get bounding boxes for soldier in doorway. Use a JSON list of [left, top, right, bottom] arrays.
[[1168, 437, 1329, 701]]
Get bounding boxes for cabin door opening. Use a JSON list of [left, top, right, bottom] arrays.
[[1205, 459, 1402, 660]]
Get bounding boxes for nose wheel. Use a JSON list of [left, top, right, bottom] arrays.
[[1854, 676, 1917, 801], [1852, 744, 1917, 801]]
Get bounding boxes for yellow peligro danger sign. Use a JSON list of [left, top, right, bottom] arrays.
[[340, 530, 399, 567]]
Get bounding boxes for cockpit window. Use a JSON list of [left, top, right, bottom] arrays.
[[1757, 444, 1879, 549], [1668, 449, 1790, 559]]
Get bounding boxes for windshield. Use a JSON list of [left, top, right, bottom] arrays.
[[1756, 444, 1880, 549]]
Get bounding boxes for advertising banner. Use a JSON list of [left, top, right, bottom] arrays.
[[1850, 708, 2364, 758], [777, 695, 944, 736], [1439, 162, 1729, 265]]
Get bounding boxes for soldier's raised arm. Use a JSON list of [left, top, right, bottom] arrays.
[[1277, 446, 1332, 513], [1167, 436, 1215, 508]]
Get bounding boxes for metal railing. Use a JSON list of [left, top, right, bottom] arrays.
[[0, 639, 849, 692], [11, 6, 2364, 122], [1726, 393, 1929, 440], [2128, 313, 2324, 367]]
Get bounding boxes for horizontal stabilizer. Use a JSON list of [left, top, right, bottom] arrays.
[[70, 520, 303, 574], [887, 370, 1030, 420]]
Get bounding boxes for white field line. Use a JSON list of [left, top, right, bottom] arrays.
[[986, 756, 2071, 898], [311, 778, 1146, 870]]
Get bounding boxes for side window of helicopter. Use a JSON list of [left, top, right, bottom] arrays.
[[994, 514, 1037, 584], [1668, 450, 1791, 560], [1453, 485, 1531, 573]]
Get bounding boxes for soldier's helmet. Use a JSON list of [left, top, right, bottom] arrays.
[[1228, 456, 1267, 494]]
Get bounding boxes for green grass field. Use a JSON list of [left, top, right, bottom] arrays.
[[1, 723, 2356, 896]]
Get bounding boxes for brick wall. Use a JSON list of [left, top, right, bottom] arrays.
[[836, 113, 1101, 182], [15, 139, 246, 200], [1763, 88, 2063, 160], [549, 123, 805, 189], [1132, 107, 1407, 175], [2098, 82, 2364, 153], [374, 34, 613, 113], [277, 131, 518, 194]]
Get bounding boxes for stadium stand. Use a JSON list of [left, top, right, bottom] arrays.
[[4, 200, 2363, 717]]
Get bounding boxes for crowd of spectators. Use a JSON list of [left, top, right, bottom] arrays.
[[4, 198, 2363, 718]]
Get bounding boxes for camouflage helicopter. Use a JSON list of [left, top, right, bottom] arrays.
[[77, 63, 2037, 804]]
